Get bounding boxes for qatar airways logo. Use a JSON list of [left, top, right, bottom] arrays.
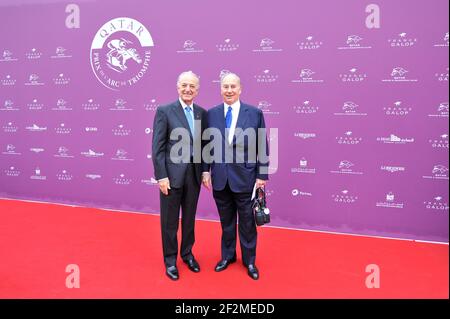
[[90, 17, 154, 91], [177, 40, 204, 53], [51, 46, 72, 59], [382, 67, 418, 82], [337, 35, 372, 50], [0, 49, 18, 62]]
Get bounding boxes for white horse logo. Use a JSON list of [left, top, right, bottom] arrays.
[[106, 38, 142, 73]]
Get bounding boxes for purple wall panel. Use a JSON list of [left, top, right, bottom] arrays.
[[0, 0, 448, 242]]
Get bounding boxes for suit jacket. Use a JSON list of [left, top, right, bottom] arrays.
[[205, 102, 269, 193], [152, 100, 207, 188]]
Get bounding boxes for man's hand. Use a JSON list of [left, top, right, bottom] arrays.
[[158, 179, 171, 195], [202, 172, 211, 190], [255, 179, 266, 188]]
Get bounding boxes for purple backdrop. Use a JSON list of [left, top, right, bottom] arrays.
[[0, 0, 448, 242]]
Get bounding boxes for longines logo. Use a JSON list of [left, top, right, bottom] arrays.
[[388, 32, 417, 47], [339, 68, 367, 82], [0, 50, 18, 62], [51, 46, 72, 59], [294, 132, 316, 140], [30, 147, 45, 153], [177, 40, 203, 53], [293, 100, 319, 115], [383, 101, 412, 116], [428, 102, 448, 118], [334, 101, 367, 116], [27, 98, 44, 111], [86, 174, 102, 180], [424, 196, 449, 211], [332, 190, 358, 204], [3, 122, 18, 133], [297, 35, 323, 50], [90, 17, 154, 91], [376, 192, 404, 209], [381, 165, 405, 173], [81, 149, 104, 158], [429, 134, 448, 149], [337, 35, 372, 50]]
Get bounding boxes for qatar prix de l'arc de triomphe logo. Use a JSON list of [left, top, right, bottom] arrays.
[[90, 17, 154, 91]]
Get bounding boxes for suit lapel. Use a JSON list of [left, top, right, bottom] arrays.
[[173, 100, 193, 140], [216, 104, 226, 141]]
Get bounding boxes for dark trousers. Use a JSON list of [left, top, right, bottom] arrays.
[[213, 183, 257, 266], [160, 164, 200, 267]]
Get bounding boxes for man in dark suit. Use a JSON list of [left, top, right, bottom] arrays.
[[202, 72, 269, 280], [152, 71, 208, 280]]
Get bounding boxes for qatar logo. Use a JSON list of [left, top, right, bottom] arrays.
[[90, 17, 154, 91]]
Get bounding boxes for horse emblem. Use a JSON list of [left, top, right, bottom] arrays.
[[106, 38, 142, 73]]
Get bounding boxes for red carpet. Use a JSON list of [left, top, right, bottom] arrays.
[[0, 198, 448, 298]]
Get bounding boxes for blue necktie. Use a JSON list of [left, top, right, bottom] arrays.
[[225, 106, 232, 128], [184, 106, 194, 136]]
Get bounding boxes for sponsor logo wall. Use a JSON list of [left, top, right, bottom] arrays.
[[0, 0, 448, 242]]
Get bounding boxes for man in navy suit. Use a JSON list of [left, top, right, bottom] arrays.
[[203, 72, 269, 280], [152, 71, 208, 280]]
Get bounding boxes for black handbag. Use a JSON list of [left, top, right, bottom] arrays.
[[252, 187, 270, 226]]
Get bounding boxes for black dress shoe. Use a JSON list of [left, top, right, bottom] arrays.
[[214, 257, 237, 272], [247, 264, 259, 280], [165, 266, 179, 280], [183, 258, 200, 273]]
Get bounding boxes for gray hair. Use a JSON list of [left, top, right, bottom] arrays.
[[177, 71, 200, 87], [220, 72, 241, 86]]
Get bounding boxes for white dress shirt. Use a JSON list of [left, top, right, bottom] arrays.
[[224, 100, 240, 144]]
